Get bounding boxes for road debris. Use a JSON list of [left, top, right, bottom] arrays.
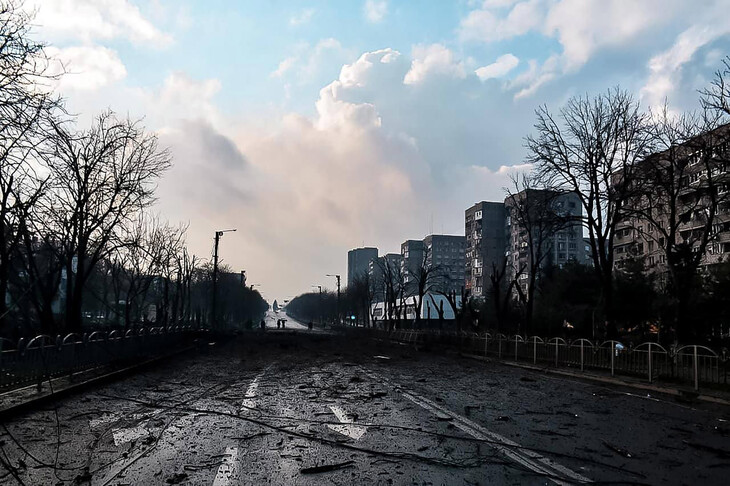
[[300, 460, 355, 474]]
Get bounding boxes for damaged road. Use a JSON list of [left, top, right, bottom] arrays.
[[1, 327, 728, 485]]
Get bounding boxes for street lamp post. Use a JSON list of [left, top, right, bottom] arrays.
[[311, 285, 322, 328], [211, 229, 236, 331], [326, 274, 341, 326]]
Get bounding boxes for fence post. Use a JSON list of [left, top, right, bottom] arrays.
[[611, 341, 616, 376], [694, 346, 699, 391], [533, 336, 537, 364], [580, 340, 584, 372], [648, 342, 653, 384]]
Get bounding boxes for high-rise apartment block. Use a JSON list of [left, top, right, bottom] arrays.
[[400, 239, 424, 294], [614, 125, 730, 271], [504, 190, 584, 294], [423, 234, 466, 295], [347, 247, 378, 287], [465, 202, 506, 297]]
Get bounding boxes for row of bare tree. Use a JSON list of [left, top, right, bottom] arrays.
[[0, 2, 267, 336], [495, 59, 730, 341]]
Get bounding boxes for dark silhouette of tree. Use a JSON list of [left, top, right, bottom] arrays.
[[528, 88, 653, 337]]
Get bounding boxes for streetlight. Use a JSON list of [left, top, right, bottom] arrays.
[[326, 274, 341, 326], [212, 228, 236, 331], [312, 285, 322, 328]]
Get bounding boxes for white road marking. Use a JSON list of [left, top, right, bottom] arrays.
[[240, 367, 271, 412], [212, 446, 238, 486], [364, 370, 591, 485], [213, 370, 271, 486], [89, 413, 120, 429], [327, 405, 367, 440], [112, 425, 155, 446]]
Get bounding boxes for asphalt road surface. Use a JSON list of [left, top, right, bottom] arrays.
[[1, 330, 728, 485], [265, 311, 308, 330]]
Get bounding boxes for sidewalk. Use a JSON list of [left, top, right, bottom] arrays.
[[459, 351, 730, 407]]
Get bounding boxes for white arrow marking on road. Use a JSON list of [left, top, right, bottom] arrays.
[[327, 405, 367, 440], [212, 446, 238, 486]]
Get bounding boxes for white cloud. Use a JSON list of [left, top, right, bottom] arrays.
[[364, 0, 388, 23], [543, 0, 680, 71], [510, 54, 560, 99], [339, 48, 402, 88], [460, 0, 693, 96], [27, 0, 173, 48], [459, 0, 543, 43], [641, 8, 730, 108], [271, 57, 297, 78], [289, 8, 315, 26], [475, 53, 519, 81], [46, 45, 127, 91], [269, 39, 349, 83], [404, 44, 466, 85]]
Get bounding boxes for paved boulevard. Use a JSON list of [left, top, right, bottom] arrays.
[[1, 319, 728, 485]]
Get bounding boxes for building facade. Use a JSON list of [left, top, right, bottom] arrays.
[[423, 234, 466, 295], [613, 125, 730, 272], [400, 239, 424, 295], [504, 190, 584, 295], [465, 201, 506, 298], [347, 247, 378, 287]]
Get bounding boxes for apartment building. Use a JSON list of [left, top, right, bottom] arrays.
[[347, 247, 378, 287], [423, 234, 466, 295], [464, 202, 506, 297], [504, 190, 584, 295], [614, 125, 730, 271], [400, 239, 424, 295]]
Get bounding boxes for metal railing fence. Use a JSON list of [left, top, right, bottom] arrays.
[[0, 326, 201, 392], [367, 328, 729, 391]]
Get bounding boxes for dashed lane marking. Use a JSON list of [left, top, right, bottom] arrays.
[[363, 370, 592, 485], [212, 446, 238, 486], [327, 405, 367, 440], [240, 365, 273, 413]]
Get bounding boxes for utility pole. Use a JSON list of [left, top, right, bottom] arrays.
[[312, 285, 322, 328], [211, 229, 236, 331], [326, 274, 341, 326]]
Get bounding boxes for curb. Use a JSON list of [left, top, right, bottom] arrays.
[[459, 352, 730, 407], [0, 344, 198, 421]]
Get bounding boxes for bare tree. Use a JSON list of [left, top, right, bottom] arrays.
[[487, 258, 515, 333], [37, 112, 171, 332], [407, 245, 442, 329], [505, 174, 575, 334], [701, 56, 730, 117], [527, 88, 653, 336], [622, 106, 730, 340], [374, 256, 405, 331], [0, 1, 60, 331]]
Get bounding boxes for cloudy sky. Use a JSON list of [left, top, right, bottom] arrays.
[[26, 0, 730, 301]]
